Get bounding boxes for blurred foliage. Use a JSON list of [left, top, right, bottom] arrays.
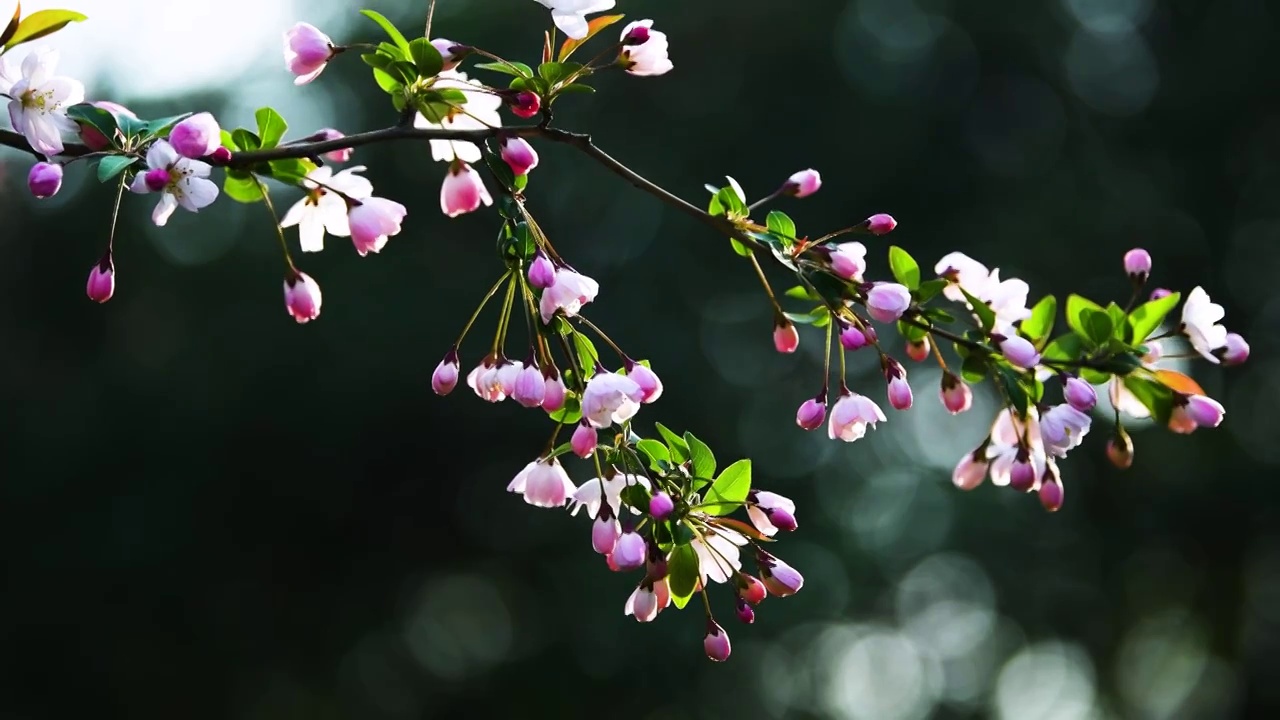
[[1, 0, 1279, 718]]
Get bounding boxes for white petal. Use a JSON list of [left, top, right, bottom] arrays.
[[552, 12, 590, 40], [152, 194, 179, 226], [178, 177, 219, 210], [43, 76, 84, 105], [318, 199, 351, 237], [147, 140, 179, 169], [298, 211, 326, 253], [279, 198, 310, 228]]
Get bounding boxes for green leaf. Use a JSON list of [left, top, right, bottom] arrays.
[[1127, 292, 1181, 344], [65, 104, 119, 148], [636, 439, 671, 470], [359, 9, 411, 55], [408, 37, 444, 78], [572, 333, 599, 376], [728, 238, 751, 257], [231, 128, 262, 152], [667, 545, 699, 610], [784, 285, 819, 301], [548, 394, 582, 425], [1080, 308, 1114, 346], [784, 307, 829, 326], [555, 83, 596, 96], [702, 459, 751, 516], [960, 287, 997, 332], [915, 278, 948, 304], [1041, 333, 1085, 362], [655, 423, 690, 463], [888, 246, 921, 290], [142, 113, 192, 137], [685, 433, 716, 480], [3, 9, 87, 50], [766, 211, 797, 242], [254, 107, 287, 149], [923, 307, 955, 324], [960, 353, 987, 384], [1106, 302, 1128, 342], [1065, 294, 1105, 341], [267, 158, 317, 185], [115, 114, 146, 139], [222, 171, 265, 203], [219, 129, 240, 151], [1123, 376, 1175, 425], [537, 61, 583, 86], [473, 61, 534, 78], [996, 366, 1030, 416], [95, 155, 136, 183], [1020, 295, 1057, 350]]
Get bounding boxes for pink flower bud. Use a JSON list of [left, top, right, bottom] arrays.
[[499, 135, 539, 176], [738, 573, 767, 605], [572, 421, 598, 458], [840, 323, 868, 351], [1221, 333, 1249, 366], [703, 620, 731, 662], [348, 197, 407, 256], [440, 161, 493, 218], [313, 128, 352, 163], [622, 23, 650, 45], [528, 252, 556, 289], [612, 531, 646, 570], [649, 491, 675, 520], [735, 597, 756, 624], [85, 253, 115, 304], [592, 513, 621, 554], [168, 112, 221, 159], [208, 146, 232, 164], [1039, 477, 1064, 512], [284, 22, 334, 85], [996, 334, 1041, 369], [759, 553, 804, 597], [542, 370, 566, 413], [940, 372, 973, 414], [77, 101, 136, 151], [1009, 458, 1036, 492], [1183, 394, 1225, 429], [283, 270, 322, 323], [144, 168, 172, 192], [1149, 287, 1172, 301], [906, 337, 930, 362], [1064, 376, 1096, 412], [829, 241, 868, 281], [432, 351, 459, 395], [795, 396, 826, 431], [784, 169, 821, 198], [626, 361, 663, 403], [509, 91, 541, 119], [865, 283, 912, 323], [431, 38, 471, 71], [887, 375, 913, 411], [625, 581, 666, 622], [952, 451, 987, 490], [865, 213, 897, 235], [773, 320, 799, 354], [27, 162, 62, 198], [512, 363, 547, 408], [1123, 248, 1152, 281], [1107, 432, 1134, 469]]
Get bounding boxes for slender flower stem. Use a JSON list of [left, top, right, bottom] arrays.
[[457, 271, 512, 348], [574, 314, 627, 361], [927, 331, 950, 371], [823, 314, 833, 390], [254, 177, 295, 271], [747, 251, 784, 318], [106, 175, 127, 252], [492, 274, 518, 355], [424, 0, 437, 38], [748, 188, 783, 212]]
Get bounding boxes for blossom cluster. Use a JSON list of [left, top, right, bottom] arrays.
[[2, 0, 1248, 662]]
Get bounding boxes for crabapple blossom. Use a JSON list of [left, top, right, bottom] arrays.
[[940, 372, 973, 414], [569, 473, 650, 519], [703, 621, 731, 662], [1039, 477, 1064, 512], [866, 283, 912, 323], [1170, 394, 1225, 433], [747, 491, 797, 536], [282, 271, 322, 323], [284, 22, 334, 85], [571, 421, 598, 458], [348, 197, 407, 256], [774, 319, 799, 353], [829, 241, 867, 281], [1064, 376, 1097, 412], [280, 165, 374, 252], [1221, 333, 1249, 366], [128, 140, 219, 226], [1040, 404, 1091, 458], [85, 254, 115, 304], [4, 48, 84, 156], [795, 396, 826, 431], [415, 71, 503, 164], [625, 580, 669, 623], [952, 451, 988, 490], [535, 0, 616, 40], [511, 363, 547, 408], [828, 391, 886, 442], [840, 323, 868, 351], [528, 252, 556, 289], [430, 38, 470, 71], [612, 530, 647, 570], [312, 128, 352, 162], [625, 361, 663, 403], [738, 573, 767, 605], [432, 352, 460, 395], [167, 112, 221, 159], [692, 528, 747, 585], [906, 337, 930, 362], [986, 409, 1047, 489], [784, 168, 821, 198], [1150, 287, 1173, 300], [74, 100, 135, 151], [884, 359, 913, 411], [758, 552, 804, 597], [618, 20, 673, 76], [865, 213, 897, 235], [27, 162, 62, 198], [1124, 248, 1152, 281], [541, 369, 567, 413], [934, 252, 1031, 333], [648, 492, 674, 520], [1180, 286, 1228, 362], [539, 267, 599, 323], [508, 90, 541, 119], [735, 597, 755, 624], [592, 511, 620, 554], [507, 458, 576, 508], [1107, 431, 1134, 469], [499, 135, 539, 176], [581, 371, 644, 428], [996, 334, 1040, 369], [440, 162, 493, 217]]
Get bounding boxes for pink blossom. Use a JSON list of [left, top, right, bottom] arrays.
[[27, 162, 62, 198], [1123, 248, 1151, 280], [649, 492, 675, 520], [952, 451, 987, 490], [1039, 477, 1064, 512], [581, 372, 644, 428], [624, 579, 670, 623], [784, 168, 821, 198], [865, 213, 897, 235], [571, 421, 598, 458], [828, 391, 886, 442], [703, 620, 732, 662], [612, 531, 646, 570], [939, 372, 973, 414], [591, 511, 620, 554], [282, 271, 322, 323], [866, 283, 912, 323], [509, 91, 541, 118], [1107, 433, 1134, 469], [1221, 333, 1249, 366], [168, 112, 221, 159], [284, 22, 334, 85], [996, 334, 1040, 369], [511, 363, 547, 408], [1171, 394, 1225, 432], [626, 361, 663, 403], [774, 320, 799, 353], [747, 491, 797, 536], [528, 252, 556, 290], [507, 458, 576, 508], [886, 374, 913, 410], [840, 322, 869, 351], [431, 351, 459, 395], [738, 573, 767, 605], [829, 241, 867, 281], [85, 254, 115, 304], [539, 267, 599, 323], [759, 552, 803, 597], [1064, 376, 1096, 412], [348, 197, 407, 256], [618, 20, 672, 76], [499, 135, 539, 176], [795, 396, 826, 431], [313, 128, 352, 162], [541, 369, 566, 412], [906, 337, 930, 362], [440, 161, 493, 217], [431, 38, 470, 72]]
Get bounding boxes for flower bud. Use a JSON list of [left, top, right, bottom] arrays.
[[939, 372, 973, 414], [840, 323, 869, 351], [704, 620, 732, 662], [431, 38, 471, 71], [759, 553, 804, 597], [1009, 458, 1036, 492], [737, 573, 767, 605], [542, 369, 567, 413], [795, 396, 826, 431], [509, 91, 541, 118], [783, 169, 821, 198], [626, 360, 663, 403], [572, 421, 598, 458], [865, 213, 897, 235], [528, 252, 556, 289], [1064, 376, 1096, 412], [887, 374, 913, 411], [499, 135, 539, 176], [952, 450, 987, 490], [313, 128, 352, 163], [592, 512, 621, 555], [285, 22, 334, 85], [512, 363, 547, 408], [1107, 430, 1134, 469], [85, 253, 115, 304], [144, 168, 171, 192], [1220, 333, 1249, 366], [612, 531, 647, 570], [734, 597, 756, 624], [865, 283, 912, 323], [625, 582, 663, 622], [432, 350, 460, 395], [649, 491, 675, 520], [1149, 287, 1172, 301], [77, 101, 135, 150], [773, 319, 799, 354], [906, 337, 930, 362], [1183, 394, 1225, 428], [1123, 248, 1152, 282], [996, 334, 1040, 369], [622, 23, 650, 45], [1039, 477, 1064, 512], [283, 270, 322, 324], [27, 162, 62, 198], [168, 112, 221, 159], [440, 161, 493, 218], [208, 146, 232, 164]]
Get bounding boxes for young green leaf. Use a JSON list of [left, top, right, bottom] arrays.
[[667, 545, 699, 610], [1020, 295, 1057, 349], [359, 9, 411, 55], [408, 37, 444, 78], [231, 128, 262, 152], [996, 366, 1030, 416], [1041, 333, 1085, 362], [701, 459, 751, 515], [557, 13, 626, 61], [766, 211, 797, 241], [636, 439, 671, 470], [222, 171, 265, 203], [1123, 375, 1175, 425], [267, 158, 318, 185], [142, 113, 193, 138], [1127, 291, 1181, 343], [3, 9, 86, 50], [65, 104, 119, 148], [537, 61, 584, 86], [655, 423, 690, 463], [572, 333, 600, 377], [95, 155, 136, 183], [219, 129, 240, 152], [784, 285, 820, 301], [915, 278, 949, 303], [473, 60, 534, 78], [254, 107, 287, 149], [1065, 294, 1105, 341], [960, 353, 988, 383], [555, 83, 596, 96], [1106, 302, 1128, 342], [685, 432, 717, 479], [960, 287, 997, 332], [1081, 308, 1114, 346], [888, 245, 921, 290]]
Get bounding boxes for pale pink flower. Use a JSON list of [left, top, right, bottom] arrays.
[[541, 369, 566, 412], [591, 511, 620, 554], [691, 526, 748, 585], [440, 161, 493, 217], [612, 531, 646, 570], [704, 620, 731, 662], [1124, 247, 1152, 280], [865, 283, 912, 323], [280, 165, 374, 252], [535, 0, 617, 40], [1170, 394, 1225, 433], [1039, 404, 1091, 458], [431, 352, 459, 395], [759, 552, 804, 597], [569, 473, 650, 519], [1221, 332, 1249, 366], [528, 252, 556, 289], [415, 70, 503, 164], [499, 135, 539, 176], [985, 408, 1047, 489], [624, 579, 670, 623], [507, 458, 577, 508], [571, 421, 598, 458], [840, 322, 869, 351], [129, 140, 218, 226], [795, 396, 826, 431], [996, 334, 1040, 369], [539, 267, 599, 324], [827, 392, 886, 442], [1064, 376, 1096, 412], [85, 254, 115, 304], [829, 241, 867, 281], [581, 372, 644, 428], [747, 491, 796, 536], [1180, 287, 1228, 362], [348, 197, 407, 256], [626, 361, 663, 403], [774, 320, 799, 353], [168, 112, 221, 159], [648, 492, 675, 520], [312, 128, 352, 162], [430, 38, 470, 72], [511, 363, 547, 408], [618, 20, 672, 76], [939, 372, 973, 414], [5, 48, 83, 156], [284, 22, 334, 85], [283, 271, 322, 323], [865, 213, 896, 235], [952, 450, 988, 490], [784, 168, 821, 198]]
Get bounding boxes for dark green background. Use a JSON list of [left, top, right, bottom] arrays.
[[2, 0, 1278, 717]]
